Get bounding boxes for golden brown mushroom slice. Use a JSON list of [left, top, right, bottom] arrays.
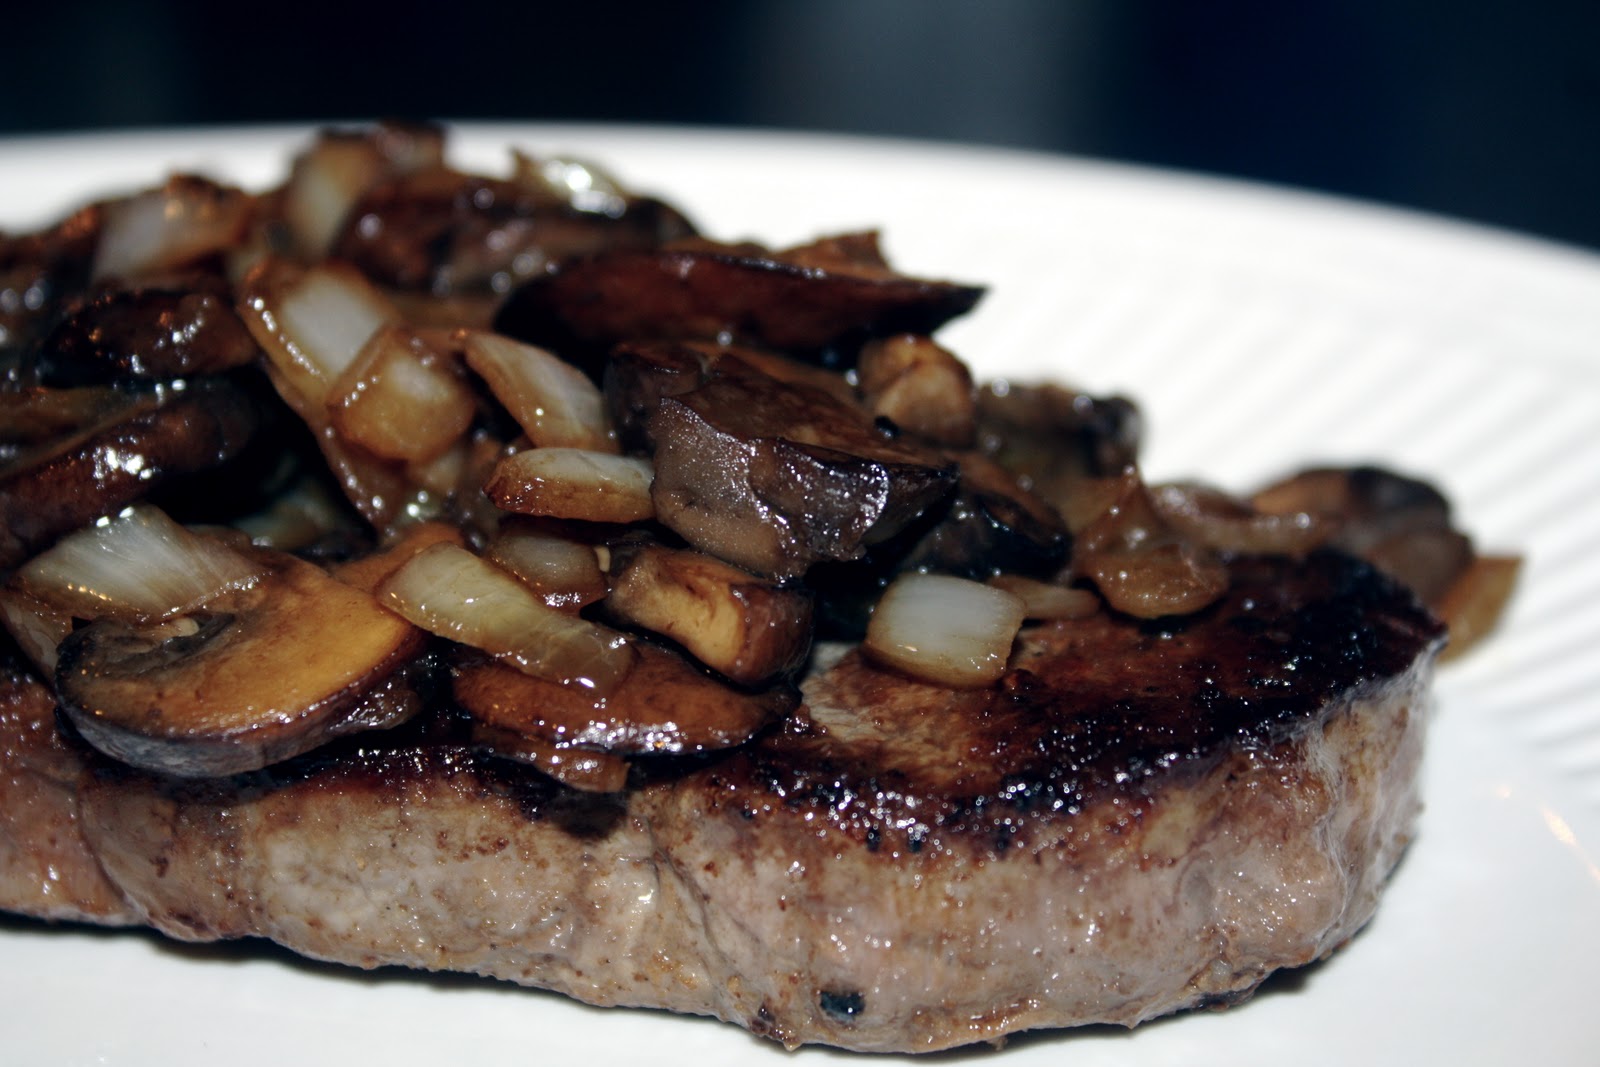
[[455, 641, 795, 762], [54, 552, 425, 778], [604, 543, 814, 685]]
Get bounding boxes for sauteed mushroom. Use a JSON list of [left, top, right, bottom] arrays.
[[54, 550, 425, 777]]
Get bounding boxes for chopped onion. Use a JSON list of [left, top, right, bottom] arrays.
[[1150, 482, 1329, 556], [0, 587, 73, 674], [92, 176, 252, 281], [864, 573, 1024, 688], [378, 541, 634, 692], [484, 528, 608, 611], [14, 505, 267, 621], [484, 448, 655, 523], [987, 575, 1100, 620], [462, 330, 617, 452], [239, 259, 399, 408], [329, 325, 475, 463]]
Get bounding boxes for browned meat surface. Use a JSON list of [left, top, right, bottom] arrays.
[[0, 551, 1442, 1052]]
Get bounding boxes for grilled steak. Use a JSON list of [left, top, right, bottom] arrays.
[[0, 550, 1442, 1053]]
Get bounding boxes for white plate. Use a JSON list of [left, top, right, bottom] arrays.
[[4, 125, 1599, 1066]]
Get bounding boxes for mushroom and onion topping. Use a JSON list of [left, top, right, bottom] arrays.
[[0, 124, 1519, 784]]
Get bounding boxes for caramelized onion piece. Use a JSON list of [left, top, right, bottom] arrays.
[[483, 526, 608, 611], [1435, 554, 1522, 661], [987, 575, 1100, 620], [856, 333, 976, 446], [484, 448, 655, 523], [1149, 481, 1331, 557], [1074, 470, 1229, 619], [282, 122, 447, 259], [329, 325, 475, 463], [378, 541, 634, 692], [238, 258, 399, 410], [864, 573, 1024, 688], [14, 505, 265, 621], [93, 176, 253, 282], [462, 330, 616, 452], [0, 587, 73, 674], [455, 641, 792, 756], [54, 552, 425, 777], [604, 544, 814, 685]]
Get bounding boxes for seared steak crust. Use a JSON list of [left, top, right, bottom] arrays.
[[0, 551, 1442, 1052]]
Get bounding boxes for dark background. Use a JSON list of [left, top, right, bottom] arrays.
[[5, 0, 1597, 252]]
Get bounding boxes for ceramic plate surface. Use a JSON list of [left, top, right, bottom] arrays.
[[3, 125, 1599, 1066]]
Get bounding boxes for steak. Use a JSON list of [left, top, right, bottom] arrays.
[[0, 550, 1443, 1053]]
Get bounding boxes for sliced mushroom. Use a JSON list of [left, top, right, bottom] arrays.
[[1251, 465, 1477, 605], [0, 376, 259, 568], [1434, 554, 1522, 661], [54, 551, 425, 777], [604, 543, 814, 685], [897, 451, 1070, 580], [454, 640, 794, 758], [645, 360, 956, 578], [1, 204, 100, 358], [332, 166, 696, 300], [975, 381, 1142, 529], [35, 272, 259, 386], [1149, 481, 1332, 557], [492, 235, 984, 377]]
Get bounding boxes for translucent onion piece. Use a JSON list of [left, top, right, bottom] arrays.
[[378, 541, 634, 692], [987, 575, 1100, 620], [462, 330, 617, 452], [92, 176, 252, 282], [483, 528, 608, 611], [239, 259, 399, 408], [0, 587, 73, 674], [484, 448, 655, 523], [1149, 482, 1329, 557], [864, 573, 1024, 688], [15, 505, 266, 622], [329, 325, 475, 463], [282, 126, 446, 259]]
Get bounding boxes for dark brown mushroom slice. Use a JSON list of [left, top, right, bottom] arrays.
[[0, 376, 259, 568], [53, 551, 426, 778], [332, 168, 697, 299], [280, 121, 449, 258], [974, 382, 1142, 530], [35, 273, 260, 386], [603, 542, 814, 685], [491, 236, 984, 378], [0, 204, 101, 360], [897, 451, 1070, 581], [453, 640, 794, 759], [645, 360, 957, 579]]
